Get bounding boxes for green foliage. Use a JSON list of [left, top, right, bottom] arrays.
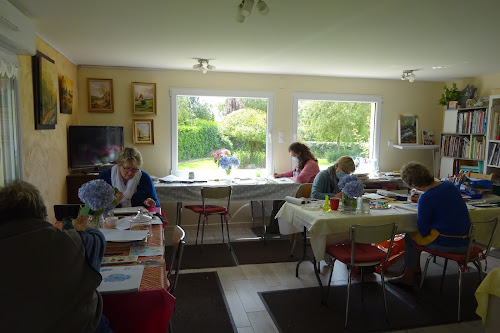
[[218, 108, 266, 162], [178, 96, 214, 125], [178, 119, 231, 161], [239, 98, 267, 112], [234, 150, 266, 168], [438, 83, 463, 106]]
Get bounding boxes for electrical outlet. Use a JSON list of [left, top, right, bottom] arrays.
[[388, 141, 393, 147]]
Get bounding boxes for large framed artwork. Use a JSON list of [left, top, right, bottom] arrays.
[[398, 114, 419, 145], [88, 78, 113, 112], [59, 76, 73, 114], [32, 51, 58, 130], [133, 119, 154, 145], [132, 82, 156, 115]]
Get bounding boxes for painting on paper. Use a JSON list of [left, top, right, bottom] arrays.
[[422, 128, 435, 145], [133, 119, 154, 145], [88, 78, 113, 112], [132, 82, 156, 114], [59, 76, 73, 114], [398, 115, 418, 144], [33, 51, 58, 130]]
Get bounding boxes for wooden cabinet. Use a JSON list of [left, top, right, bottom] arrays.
[[66, 173, 99, 204], [440, 106, 488, 177]]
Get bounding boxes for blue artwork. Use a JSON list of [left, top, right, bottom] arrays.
[[104, 274, 132, 283], [101, 268, 112, 272]]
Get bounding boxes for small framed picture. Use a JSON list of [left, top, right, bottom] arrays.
[[33, 51, 58, 130], [422, 128, 435, 145], [398, 114, 419, 145], [133, 119, 154, 145], [59, 76, 73, 114], [88, 78, 113, 112], [132, 82, 156, 115], [448, 101, 458, 109]]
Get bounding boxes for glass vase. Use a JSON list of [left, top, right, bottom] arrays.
[[225, 166, 232, 176], [342, 192, 357, 213], [87, 214, 104, 228]]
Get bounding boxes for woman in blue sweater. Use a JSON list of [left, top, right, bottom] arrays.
[[100, 147, 160, 208], [390, 162, 470, 286]]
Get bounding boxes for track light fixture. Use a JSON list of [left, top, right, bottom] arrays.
[[235, 0, 269, 23], [193, 59, 215, 74], [401, 69, 416, 83]]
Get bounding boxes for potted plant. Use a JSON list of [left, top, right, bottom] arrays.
[[438, 83, 463, 107]]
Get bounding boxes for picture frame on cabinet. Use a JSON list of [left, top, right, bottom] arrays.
[[133, 119, 154, 145], [398, 114, 418, 145], [88, 78, 113, 112], [422, 128, 435, 145], [59, 76, 73, 114], [448, 101, 458, 109], [132, 82, 156, 115], [33, 51, 58, 130]]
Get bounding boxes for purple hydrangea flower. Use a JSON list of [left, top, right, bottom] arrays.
[[78, 179, 116, 215], [338, 175, 364, 198]]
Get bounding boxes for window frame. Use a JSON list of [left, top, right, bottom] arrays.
[[291, 92, 383, 171], [170, 88, 275, 176]]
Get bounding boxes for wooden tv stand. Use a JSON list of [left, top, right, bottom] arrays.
[[66, 173, 99, 204]]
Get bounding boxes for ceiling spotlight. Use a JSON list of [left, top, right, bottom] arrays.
[[193, 59, 215, 74], [401, 69, 417, 83], [236, 0, 269, 22]]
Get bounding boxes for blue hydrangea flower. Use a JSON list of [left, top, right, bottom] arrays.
[[78, 179, 116, 215], [229, 156, 240, 167], [218, 155, 231, 169], [338, 175, 364, 198]]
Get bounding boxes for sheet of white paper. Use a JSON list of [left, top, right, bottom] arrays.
[[112, 206, 148, 215], [115, 216, 162, 230], [159, 174, 180, 182], [99, 228, 148, 242], [97, 265, 144, 294], [362, 193, 385, 200], [268, 177, 296, 184], [129, 245, 164, 256]]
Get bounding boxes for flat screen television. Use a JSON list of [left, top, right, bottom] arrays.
[[68, 125, 124, 170]]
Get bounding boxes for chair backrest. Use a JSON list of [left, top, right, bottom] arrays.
[[54, 204, 81, 221], [350, 223, 398, 265], [201, 186, 232, 211], [295, 183, 313, 198], [167, 225, 186, 294], [466, 218, 498, 261]]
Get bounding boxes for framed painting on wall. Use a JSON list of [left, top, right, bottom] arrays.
[[132, 82, 156, 114], [32, 51, 58, 130], [88, 78, 113, 112], [133, 119, 154, 145], [59, 76, 73, 114], [422, 128, 435, 145], [398, 114, 419, 145]]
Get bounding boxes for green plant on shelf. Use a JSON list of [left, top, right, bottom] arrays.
[[438, 82, 463, 107]]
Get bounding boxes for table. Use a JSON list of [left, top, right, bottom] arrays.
[[155, 178, 302, 225], [101, 224, 175, 333], [276, 202, 500, 263]]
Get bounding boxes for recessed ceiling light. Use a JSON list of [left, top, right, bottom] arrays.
[[432, 66, 447, 69]]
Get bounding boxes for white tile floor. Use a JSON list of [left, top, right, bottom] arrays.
[[167, 227, 500, 333]]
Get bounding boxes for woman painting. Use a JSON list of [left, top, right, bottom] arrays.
[[99, 147, 160, 208], [274, 142, 320, 183], [389, 162, 470, 286], [310, 155, 356, 200]]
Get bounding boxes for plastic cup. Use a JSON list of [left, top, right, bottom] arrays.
[[105, 216, 118, 228], [330, 198, 340, 211]]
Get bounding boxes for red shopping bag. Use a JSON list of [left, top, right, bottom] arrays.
[[375, 234, 405, 273]]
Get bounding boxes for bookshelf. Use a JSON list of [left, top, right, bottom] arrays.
[[440, 106, 488, 177], [484, 95, 500, 180]]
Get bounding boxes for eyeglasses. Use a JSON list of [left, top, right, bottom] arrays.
[[121, 166, 139, 173]]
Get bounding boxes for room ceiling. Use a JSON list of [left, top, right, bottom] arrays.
[[9, 0, 500, 82]]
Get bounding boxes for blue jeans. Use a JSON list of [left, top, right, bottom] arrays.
[[404, 234, 469, 269]]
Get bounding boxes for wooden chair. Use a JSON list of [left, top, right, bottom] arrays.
[[184, 186, 232, 246], [166, 225, 186, 333], [415, 218, 498, 322], [323, 223, 397, 327], [53, 204, 81, 229]]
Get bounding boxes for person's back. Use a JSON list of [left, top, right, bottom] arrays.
[[0, 218, 102, 332]]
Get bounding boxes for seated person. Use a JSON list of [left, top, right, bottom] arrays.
[[389, 162, 470, 287], [100, 147, 160, 208], [310, 156, 355, 199], [0, 180, 110, 332], [274, 142, 320, 183]]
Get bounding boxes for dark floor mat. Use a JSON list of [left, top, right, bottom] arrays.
[[231, 239, 314, 265], [260, 273, 481, 333], [165, 243, 237, 269], [171, 271, 236, 333]]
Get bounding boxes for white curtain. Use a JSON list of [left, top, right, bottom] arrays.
[[0, 45, 22, 185]]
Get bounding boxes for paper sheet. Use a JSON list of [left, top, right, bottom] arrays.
[[99, 228, 148, 242], [112, 206, 148, 215], [129, 245, 164, 257], [97, 265, 144, 294]]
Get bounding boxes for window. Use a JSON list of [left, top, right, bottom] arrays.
[[170, 88, 274, 178], [0, 47, 23, 186], [291, 92, 382, 174]]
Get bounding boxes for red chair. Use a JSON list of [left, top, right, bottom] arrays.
[[184, 186, 232, 246], [323, 223, 397, 328], [415, 218, 498, 322]]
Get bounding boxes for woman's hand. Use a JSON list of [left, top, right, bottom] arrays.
[[116, 191, 124, 202], [144, 198, 156, 208], [333, 192, 343, 199], [73, 215, 90, 231], [274, 172, 282, 178]]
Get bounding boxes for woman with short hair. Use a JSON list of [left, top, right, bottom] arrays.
[[310, 155, 356, 200], [99, 147, 160, 208]]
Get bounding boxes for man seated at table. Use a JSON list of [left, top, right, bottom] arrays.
[[310, 156, 356, 199], [0, 180, 111, 332]]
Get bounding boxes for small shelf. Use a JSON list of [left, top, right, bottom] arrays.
[[441, 132, 486, 136], [489, 140, 500, 143], [392, 144, 439, 150], [440, 156, 483, 161]]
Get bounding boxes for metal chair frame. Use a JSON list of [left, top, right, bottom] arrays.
[[167, 225, 185, 333]]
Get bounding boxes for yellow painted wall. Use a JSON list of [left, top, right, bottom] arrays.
[[18, 37, 79, 223]]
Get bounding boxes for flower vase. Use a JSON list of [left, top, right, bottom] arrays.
[[224, 166, 232, 184], [88, 214, 104, 228], [341, 193, 357, 214]]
